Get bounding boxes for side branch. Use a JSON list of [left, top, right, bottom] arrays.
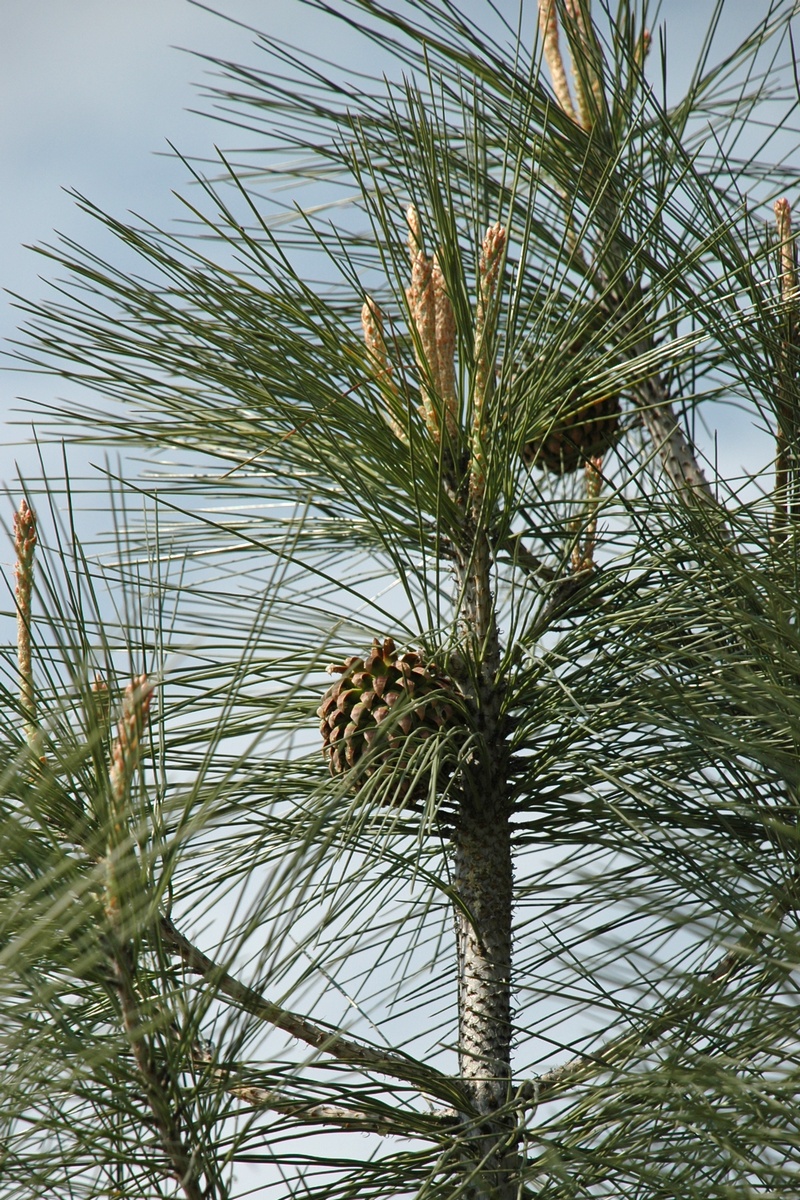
[[634, 373, 718, 504], [534, 876, 800, 1103], [226, 1091, 455, 1137], [579, 261, 723, 515], [159, 915, 466, 1109], [198, 1055, 458, 1139], [105, 679, 208, 1200], [114, 947, 206, 1200], [248, 1095, 451, 1136]]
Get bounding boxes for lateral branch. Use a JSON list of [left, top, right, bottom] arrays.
[[534, 876, 800, 1103], [159, 914, 467, 1110]]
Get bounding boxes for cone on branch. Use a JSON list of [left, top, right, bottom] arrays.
[[522, 333, 621, 474], [318, 637, 458, 803]]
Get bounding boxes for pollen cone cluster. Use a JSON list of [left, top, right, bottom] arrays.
[[318, 637, 457, 802], [523, 336, 621, 475]]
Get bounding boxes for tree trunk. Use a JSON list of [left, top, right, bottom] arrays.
[[453, 530, 516, 1198]]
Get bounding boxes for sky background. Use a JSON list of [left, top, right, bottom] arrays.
[[0, 0, 785, 488], [2, 0, 370, 482]]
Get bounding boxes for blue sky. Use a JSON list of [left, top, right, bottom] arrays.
[[2, 0, 368, 477]]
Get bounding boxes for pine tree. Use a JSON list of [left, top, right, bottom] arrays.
[[4, 2, 800, 1196]]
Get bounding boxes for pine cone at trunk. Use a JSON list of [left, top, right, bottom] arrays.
[[523, 391, 621, 474], [522, 325, 622, 474], [318, 637, 457, 802]]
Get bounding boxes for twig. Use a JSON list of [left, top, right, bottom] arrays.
[[239, 1094, 433, 1134], [496, 533, 557, 581], [192, 1038, 458, 1138], [591, 280, 722, 508], [534, 874, 800, 1102], [584, 276, 722, 510], [158, 914, 467, 1110], [634, 372, 719, 505]]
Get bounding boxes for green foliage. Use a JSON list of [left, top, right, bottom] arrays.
[[4, 1, 800, 1196]]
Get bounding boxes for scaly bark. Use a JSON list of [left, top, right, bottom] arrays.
[[452, 527, 515, 1198]]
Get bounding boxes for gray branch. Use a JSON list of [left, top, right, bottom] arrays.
[[159, 914, 466, 1110], [214, 1075, 458, 1138], [634, 372, 720, 505], [533, 874, 800, 1103]]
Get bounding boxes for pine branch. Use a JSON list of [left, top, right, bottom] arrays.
[[534, 871, 800, 1104], [634, 372, 719, 504], [7, 2, 800, 1194], [112, 947, 208, 1200], [104, 678, 211, 1200], [240, 1095, 446, 1135], [158, 914, 466, 1110], [537, 0, 722, 511], [192, 1039, 459, 1139]]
